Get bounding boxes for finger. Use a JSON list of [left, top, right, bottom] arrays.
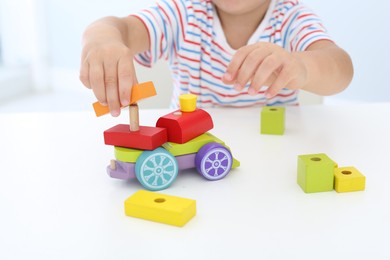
[[79, 60, 91, 89], [80, 49, 91, 88], [118, 57, 137, 107], [103, 61, 120, 117], [265, 67, 293, 99], [235, 48, 271, 91], [249, 54, 283, 96], [89, 63, 106, 105], [223, 44, 261, 84]]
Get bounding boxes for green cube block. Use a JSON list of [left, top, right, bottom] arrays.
[[297, 153, 337, 193], [261, 106, 285, 135]]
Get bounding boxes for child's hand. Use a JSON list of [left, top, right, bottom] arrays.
[[222, 42, 308, 98], [80, 40, 137, 117]]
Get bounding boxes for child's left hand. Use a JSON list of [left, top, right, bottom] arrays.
[[222, 42, 308, 98]]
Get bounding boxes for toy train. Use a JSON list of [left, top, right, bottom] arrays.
[[93, 82, 239, 191]]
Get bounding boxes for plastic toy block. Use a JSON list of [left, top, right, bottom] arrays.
[[156, 109, 213, 144], [93, 81, 157, 117], [334, 167, 366, 192], [115, 146, 143, 163], [124, 190, 196, 227], [130, 81, 157, 104], [261, 106, 285, 135], [162, 132, 224, 156], [179, 94, 197, 112], [107, 160, 135, 180], [104, 124, 167, 150], [297, 153, 337, 193], [176, 153, 197, 170], [92, 102, 110, 117], [232, 158, 240, 168]]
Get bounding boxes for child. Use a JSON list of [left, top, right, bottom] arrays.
[[80, 0, 353, 116]]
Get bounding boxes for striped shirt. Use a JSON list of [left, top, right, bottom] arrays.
[[132, 0, 332, 108]]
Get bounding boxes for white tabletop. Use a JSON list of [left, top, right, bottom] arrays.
[[1, 104, 389, 259]]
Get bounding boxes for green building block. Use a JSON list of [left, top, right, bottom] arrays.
[[297, 153, 337, 193], [162, 132, 224, 156], [261, 106, 285, 135], [115, 146, 143, 163]]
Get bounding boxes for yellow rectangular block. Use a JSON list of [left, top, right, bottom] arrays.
[[124, 190, 196, 227], [334, 166, 366, 192]]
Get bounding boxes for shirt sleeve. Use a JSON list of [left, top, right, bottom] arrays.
[[131, 0, 190, 67], [282, 4, 333, 52]]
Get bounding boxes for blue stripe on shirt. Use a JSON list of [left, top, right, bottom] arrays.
[[267, 96, 298, 106], [200, 93, 267, 105], [282, 11, 300, 48], [162, 0, 181, 50], [138, 13, 158, 63], [299, 34, 329, 51]]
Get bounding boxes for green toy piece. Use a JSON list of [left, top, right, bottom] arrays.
[[261, 106, 285, 135], [115, 146, 143, 163], [297, 153, 337, 193], [162, 132, 224, 156]]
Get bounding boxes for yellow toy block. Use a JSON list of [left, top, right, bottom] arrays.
[[162, 132, 224, 156], [114, 146, 143, 163], [334, 167, 366, 192], [124, 190, 196, 227], [179, 94, 197, 112]]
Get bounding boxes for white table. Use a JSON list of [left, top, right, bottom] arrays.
[[1, 104, 389, 259]]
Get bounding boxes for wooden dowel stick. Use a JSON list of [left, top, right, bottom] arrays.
[[110, 159, 116, 170], [129, 103, 140, 132]]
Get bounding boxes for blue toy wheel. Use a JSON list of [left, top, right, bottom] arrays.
[[135, 148, 179, 191], [195, 142, 233, 180]]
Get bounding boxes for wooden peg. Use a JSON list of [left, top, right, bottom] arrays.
[[130, 103, 140, 132], [110, 159, 117, 170]]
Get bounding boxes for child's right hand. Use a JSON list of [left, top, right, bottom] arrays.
[[80, 40, 138, 117]]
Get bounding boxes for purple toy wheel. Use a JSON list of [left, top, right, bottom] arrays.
[[195, 142, 233, 180]]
